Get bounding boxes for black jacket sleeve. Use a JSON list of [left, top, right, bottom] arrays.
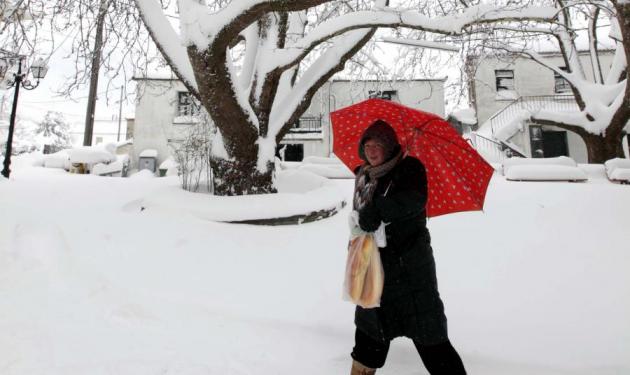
[[374, 157, 427, 222]]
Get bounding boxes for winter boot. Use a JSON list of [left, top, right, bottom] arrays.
[[351, 360, 376, 375]]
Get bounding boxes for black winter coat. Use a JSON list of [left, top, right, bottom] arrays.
[[355, 156, 448, 344]]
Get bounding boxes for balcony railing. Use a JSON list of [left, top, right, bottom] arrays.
[[290, 116, 322, 133]]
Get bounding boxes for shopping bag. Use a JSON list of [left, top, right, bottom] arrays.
[[343, 233, 384, 308]]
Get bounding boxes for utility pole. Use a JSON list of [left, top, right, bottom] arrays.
[[117, 85, 123, 141], [83, 0, 108, 146]]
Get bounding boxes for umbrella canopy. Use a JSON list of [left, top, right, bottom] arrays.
[[331, 98, 494, 217]]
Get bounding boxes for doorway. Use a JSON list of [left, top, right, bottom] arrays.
[[542, 130, 569, 158]]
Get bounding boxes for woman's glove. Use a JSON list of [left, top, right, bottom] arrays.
[[358, 203, 381, 232]]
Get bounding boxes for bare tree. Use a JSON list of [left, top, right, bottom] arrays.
[[134, 0, 556, 196], [1, 1, 160, 140]]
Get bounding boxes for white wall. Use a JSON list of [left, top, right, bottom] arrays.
[[132, 78, 184, 168], [472, 52, 615, 125], [133, 78, 446, 163], [472, 51, 614, 163], [299, 79, 446, 158]]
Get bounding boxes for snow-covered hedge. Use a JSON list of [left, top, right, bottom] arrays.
[[505, 165, 587, 182], [605, 158, 630, 183], [502, 156, 577, 176]]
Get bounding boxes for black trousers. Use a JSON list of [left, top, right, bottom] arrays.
[[351, 329, 467, 374]]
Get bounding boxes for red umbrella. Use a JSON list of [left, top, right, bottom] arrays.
[[331, 98, 494, 217]]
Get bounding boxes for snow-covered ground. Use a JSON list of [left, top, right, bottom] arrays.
[[0, 157, 629, 375]]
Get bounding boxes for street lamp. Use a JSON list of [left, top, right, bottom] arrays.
[[1, 55, 48, 178]]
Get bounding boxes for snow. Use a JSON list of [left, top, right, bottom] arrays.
[[91, 155, 129, 177], [68, 147, 117, 164], [303, 156, 344, 165], [505, 165, 588, 181], [159, 157, 178, 170], [502, 156, 577, 175], [604, 157, 630, 173], [449, 108, 477, 125], [609, 168, 630, 182], [129, 169, 156, 179], [298, 164, 355, 179], [43, 150, 71, 169], [0, 159, 629, 374], [142, 169, 345, 222], [494, 111, 528, 142], [380, 37, 460, 52], [139, 149, 158, 158]]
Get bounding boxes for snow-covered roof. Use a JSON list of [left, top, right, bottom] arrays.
[[139, 149, 158, 158]]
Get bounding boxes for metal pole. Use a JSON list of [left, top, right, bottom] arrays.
[[1, 60, 23, 178], [116, 86, 123, 142]]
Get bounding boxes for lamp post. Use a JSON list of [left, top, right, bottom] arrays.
[[1, 55, 48, 178]]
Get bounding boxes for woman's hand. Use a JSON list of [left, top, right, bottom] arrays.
[[358, 203, 381, 232]]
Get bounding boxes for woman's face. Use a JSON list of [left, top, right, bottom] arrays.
[[364, 139, 386, 166]]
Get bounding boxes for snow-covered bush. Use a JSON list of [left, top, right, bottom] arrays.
[[170, 111, 215, 193], [35, 111, 72, 154]]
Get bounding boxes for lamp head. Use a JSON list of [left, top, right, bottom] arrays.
[[29, 58, 48, 80]]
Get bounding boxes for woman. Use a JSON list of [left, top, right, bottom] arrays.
[[350, 120, 466, 375]]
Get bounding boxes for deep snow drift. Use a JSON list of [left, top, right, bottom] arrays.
[[0, 159, 628, 375]]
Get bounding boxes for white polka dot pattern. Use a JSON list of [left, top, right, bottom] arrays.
[[330, 98, 494, 217]]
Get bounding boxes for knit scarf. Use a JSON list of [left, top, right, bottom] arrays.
[[353, 149, 404, 211]]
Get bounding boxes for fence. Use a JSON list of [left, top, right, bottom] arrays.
[[290, 116, 322, 133]]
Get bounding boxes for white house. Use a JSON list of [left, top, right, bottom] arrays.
[[468, 50, 629, 162], [130, 76, 445, 167]]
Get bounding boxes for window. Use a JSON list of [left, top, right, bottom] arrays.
[[368, 90, 398, 101], [177, 92, 200, 117], [277, 144, 304, 161], [495, 70, 514, 92], [554, 67, 571, 94]]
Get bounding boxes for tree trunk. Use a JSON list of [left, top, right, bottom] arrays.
[[582, 132, 625, 163], [210, 157, 275, 196]]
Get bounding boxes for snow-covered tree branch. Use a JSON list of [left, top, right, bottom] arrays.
[[473, 0, 629, 162], [134, 0, 558, 195]]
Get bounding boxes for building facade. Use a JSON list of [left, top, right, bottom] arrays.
[[131, 77, 446, 167], [469, 51, 630, 162]]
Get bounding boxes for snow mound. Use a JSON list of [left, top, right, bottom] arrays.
[[92, 155, 130, 177], [505, 165, 588, 181], [298, 164, 354, 179], [139, 169, 346, 222], [502, 156, 577, 175], [604, 158, 630, 173], [68, 147, 116, 164], [450, 108, 477, 125], [130, 169, 156, 179], [43, 150, 71, 169], [609, 168, 630, 182], [302, 156, 343, 165]]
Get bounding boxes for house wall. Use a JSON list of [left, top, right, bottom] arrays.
[[472, 52, 615, 126], [131, 78, 184, 168], [132, 78, 446, 165], [295, 79, 446, 158], [471, 52, 615, 163]]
